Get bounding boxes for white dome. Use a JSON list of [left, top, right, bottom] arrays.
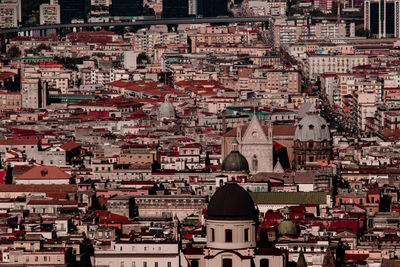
[[295, 109, 331, 142], [158, 96, 175, 119]]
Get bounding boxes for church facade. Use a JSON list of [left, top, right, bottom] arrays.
[[222, 115, 274, 174]]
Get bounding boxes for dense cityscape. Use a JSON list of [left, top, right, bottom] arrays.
[[0, 0, 399, 266]]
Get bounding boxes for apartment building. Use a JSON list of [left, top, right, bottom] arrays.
[[0, 91, 21, 111], [357, 93, 378, 131], [40, 3, 61, 25], [0, 4, 18, 28], [21, 78, 46, 109], [23, 62, 74, 92], [132, 31, 188, 58], [95, 241, 182, 267], [245, 0, 286, 16], [315, 21, 347, 39], [91, 0, 111, 16], [304, 53, 369, 80], [237, 70, 301, 93], [269, 16, 314, 48], [313, 0, 332, 13]]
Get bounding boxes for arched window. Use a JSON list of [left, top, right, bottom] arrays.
[[260, 259, 269, 267], [252, 155, 258, 172]]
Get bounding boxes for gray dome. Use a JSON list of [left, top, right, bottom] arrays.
[[295, 109, 331, 142], [158, 97, 175, 119], [222, 151, 249, 172], [207, 181, 257, 220]]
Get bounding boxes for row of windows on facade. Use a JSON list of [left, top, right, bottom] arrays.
[[210, 228, 250, 242], [190, 258, 270, 267], [12, 255, 62, 263], [120, 261, 172, 267], [137, 199, 201, 203]]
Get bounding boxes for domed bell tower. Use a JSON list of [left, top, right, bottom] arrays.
[[205, 182, 259, 266], [221, 139, 250, 184]]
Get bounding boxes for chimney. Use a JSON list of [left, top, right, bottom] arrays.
[[41, 169, 48, 177]]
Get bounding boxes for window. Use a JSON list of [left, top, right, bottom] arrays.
[[143, 262, 147, 267], [132, 263, 136, 267], [244, 228, 249, 242], [252, 155, 258, 172], [222, 258, 232, 267], [35, 256, 38, 262], [121, 262, 124, 267], [167, 263, 171, 267], [260, 259, 269, 267], [211, 228, 215, 242], [225, 229, 232, 242], [191, 260, 199, 267], [44, 256, 47, 262], [154, 263, 158, 267]]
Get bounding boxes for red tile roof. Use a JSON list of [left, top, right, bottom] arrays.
[[16, 166, 72, 180], [0, 184, 77, 192], [345, 253, 369, 261], [0, 72, 16, 81], [59, 141, 81, 151], [0, 139, 39, 146]]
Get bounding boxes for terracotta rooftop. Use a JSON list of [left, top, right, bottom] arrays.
[[0, 184, 77, 192], [0, 139, 39, 146], [59, 141, 81, 151], [16, 166, 72, 180]]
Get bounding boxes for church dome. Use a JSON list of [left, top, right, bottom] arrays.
[[158, 95, 175, 119], [278, 220, 297, 235], [207, 181, 257, 220], [295, 106, 330, 142], [222, 151, 249, 172]]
